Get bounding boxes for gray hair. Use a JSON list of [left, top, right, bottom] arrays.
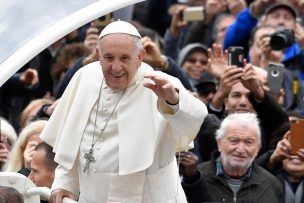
[[216, 113, 261, 144], [98, 34, 143, 53]]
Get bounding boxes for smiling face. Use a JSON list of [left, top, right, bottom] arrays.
[[182, 51, 208, 81], [217, 122, 260, 177], [226, 83, 255, 114], [283, 155, 304, 181], [97, 33, 145, 91]]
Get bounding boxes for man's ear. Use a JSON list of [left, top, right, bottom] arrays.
[[139, 48, 146, 61], [217, 139, 222, 152], [96, 47, 100, 56], [138, 48, 146, 67]]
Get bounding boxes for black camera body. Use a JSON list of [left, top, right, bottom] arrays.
[[269, 28, 295, 50]]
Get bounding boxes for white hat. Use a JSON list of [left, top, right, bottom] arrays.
[[98, 20, 141, 39]]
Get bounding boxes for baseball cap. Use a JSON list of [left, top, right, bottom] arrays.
[[264, 3, 298, 19], [195, 72, 216, 96]]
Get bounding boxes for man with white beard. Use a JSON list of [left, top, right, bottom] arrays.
[[182, 113, 284, 203]]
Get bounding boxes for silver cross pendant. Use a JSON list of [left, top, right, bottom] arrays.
[[83, 148, 96, 173]]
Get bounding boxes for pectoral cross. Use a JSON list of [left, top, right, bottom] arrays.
[[83, 148, 96, 173]]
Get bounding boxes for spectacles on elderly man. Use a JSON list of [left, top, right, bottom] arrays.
[[186, 58, 208, 65]]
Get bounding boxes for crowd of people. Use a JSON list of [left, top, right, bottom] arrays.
[[1, 0, 304, 202]]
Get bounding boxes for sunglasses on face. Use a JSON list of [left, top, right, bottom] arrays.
[[186, 58, 208, 65]]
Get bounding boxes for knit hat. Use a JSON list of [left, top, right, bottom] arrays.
[[178, 43, 208, 67]]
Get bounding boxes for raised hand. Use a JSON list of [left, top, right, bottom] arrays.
[[241, 63, 265, 101], [294, 23, 304, 48], [211, 66, 243, 109], [19, 68, 39, 86], [168, 5, 187, 38], [84, 26, 99, 54], [141, 37, 166, 69], [207, 44, 228, 80], [226, 0, 247, 16], [143, 74, 179, 105], [269, 131, 291, 169], [23, 141, 38, 169]]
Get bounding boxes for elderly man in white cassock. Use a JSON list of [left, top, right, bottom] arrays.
[[41, 20, 207, 203]]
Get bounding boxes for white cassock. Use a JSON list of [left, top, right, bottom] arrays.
[[41, 61, 207, 203]]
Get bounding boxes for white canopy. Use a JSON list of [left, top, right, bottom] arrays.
[[0, 0, 144, 86]]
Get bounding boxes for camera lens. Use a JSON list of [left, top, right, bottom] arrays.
[[270, 34, 286, 51], [271, 70, 279, 77], [269, 28, 295, 51]]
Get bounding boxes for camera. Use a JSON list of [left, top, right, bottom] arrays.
[[269, 28, 295, 50], [183, 6, 205, 22]]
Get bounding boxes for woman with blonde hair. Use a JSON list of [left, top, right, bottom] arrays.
[[19, 98, 52, 130], [4, 119, 47, 176], [0, 118, 17, 170]]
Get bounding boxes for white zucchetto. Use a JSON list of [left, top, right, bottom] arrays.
[[98, 20, 141, 39]]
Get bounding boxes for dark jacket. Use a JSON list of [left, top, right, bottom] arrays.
[[257, 151, 304, 203], [194, 114, 220, 162], [183, 151, 284, 203]]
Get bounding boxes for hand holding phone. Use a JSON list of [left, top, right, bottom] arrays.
[[290, 119, 304, 155], [183, 6, 205, 22], [228, 46, 244, 68], [267, 62, 284, 95]]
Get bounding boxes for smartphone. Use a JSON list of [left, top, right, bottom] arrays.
[[228, 46, 244, 67], [290, 119, 304, 155], [267, 62, 284, 95], [183, 6, 205, 22]]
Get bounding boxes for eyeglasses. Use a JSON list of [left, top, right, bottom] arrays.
[[186, 58, 208, 65]]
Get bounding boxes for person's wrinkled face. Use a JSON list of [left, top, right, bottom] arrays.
[[97, 33, 145, 91], [218, 123, 260, 172], [182, 52, 208, 80], [28, 149, 54, 188], [265, 8, 296, 30], [226, 83, 255, 114], [283, 155, 304, 179]]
